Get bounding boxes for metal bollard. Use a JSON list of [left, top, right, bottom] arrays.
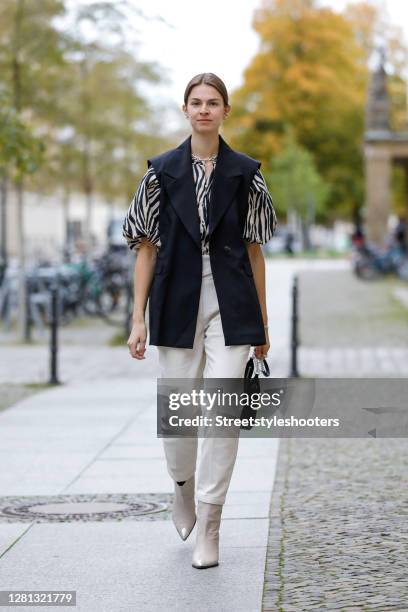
[[25, 277, 32, 342], [290, 275, 299, 377], [49, 280, 60, 385], [125, 272, 133, 338]]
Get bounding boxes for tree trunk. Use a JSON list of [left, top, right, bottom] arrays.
[[62, 186, 71, 261], [80, 58, 93, 260], [13, 0, 27, 340], [300, 218, 311, 251], [16, 179, 27, 341]]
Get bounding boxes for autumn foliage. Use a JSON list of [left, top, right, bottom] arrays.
[[224, 0, 407, 222]]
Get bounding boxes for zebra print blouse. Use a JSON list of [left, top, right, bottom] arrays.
[[123, 153, 277, 255]]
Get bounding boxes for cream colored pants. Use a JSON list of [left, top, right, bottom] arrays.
[[158, 254, 251, 505]]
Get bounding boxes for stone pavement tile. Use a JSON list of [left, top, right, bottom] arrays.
[[299, 347, 408, 377], [231, 438, 277, 458], [190, 491, 274, 520], [0, 524, 30, 557], [0, 345, 159, 385], [220, 515, 270, 547], [0, 520, 267, 612], [0, 452, 96, 496], [298, 267, 408, 349], [63, 460, 170, 495], [98, 441, 164, 460], [222, 504, 270, 520], [99, 438, 276, 461], [0, 380, 151, 496], [326, 348, 346, 372], [263, 437, 408, 611], [374, 347, 398, 373], [228, 455, 278, 493], [65, 448, 279, 498]]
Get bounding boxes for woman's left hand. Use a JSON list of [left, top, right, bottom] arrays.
[[254, 328, 270, 360]]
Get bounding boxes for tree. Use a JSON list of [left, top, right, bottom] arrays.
[[267, 126, 330, 249], [0, 0, 65, 339], [44, 0, 168, 258], [0, 93, 45, 336], [224, 0, 408, 223], [0, 0, 172, 253], [0, 96, 39, 268]]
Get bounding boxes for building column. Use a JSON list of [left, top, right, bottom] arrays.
[[364, 146, 392, 246]]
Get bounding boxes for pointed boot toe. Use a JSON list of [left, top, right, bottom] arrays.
[[192, 501, 223, 569], [172, 475, 196, 541]]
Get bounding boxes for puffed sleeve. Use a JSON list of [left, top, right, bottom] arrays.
[[243, 168, 277, 244], [122, 166, 161, 251]]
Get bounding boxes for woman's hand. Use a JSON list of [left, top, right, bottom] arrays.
[[127, 321, 147, 360], [254, 328, 270, 360]]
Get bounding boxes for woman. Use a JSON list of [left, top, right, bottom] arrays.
[[123, 73, 277, 569]]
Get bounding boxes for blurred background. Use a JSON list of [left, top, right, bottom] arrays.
[[1, 0, 408, 364]]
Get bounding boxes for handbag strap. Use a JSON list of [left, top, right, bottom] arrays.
[[244, 357, 255, 379], [261, 358, 270, 377]]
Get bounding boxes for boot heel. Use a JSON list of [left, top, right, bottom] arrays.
[[192, 501, 223, 569]]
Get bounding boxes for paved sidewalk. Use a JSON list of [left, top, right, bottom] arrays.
[[1, 258, 407, 611], [0, 256, 296, 611], [0, 374, 278, 612], [261, 261, 408, 611], [2, 344, 408, 385], [264, 437, 408, 611]]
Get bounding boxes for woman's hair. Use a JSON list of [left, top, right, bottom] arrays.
[[183, 73, 229, 106]]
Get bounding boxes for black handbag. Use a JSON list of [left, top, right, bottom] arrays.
[[240, 354, 270, 430]]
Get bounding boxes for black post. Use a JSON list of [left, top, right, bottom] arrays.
[[290, 275, 299, 377], [49, 280, 60, 385], [24, 276, 32, 342], [125, 278, 133, 338]]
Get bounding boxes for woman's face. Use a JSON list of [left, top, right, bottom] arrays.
[[182, 84, 230, 134]]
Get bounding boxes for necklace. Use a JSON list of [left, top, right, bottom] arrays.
[[192, 152, 218, 162]]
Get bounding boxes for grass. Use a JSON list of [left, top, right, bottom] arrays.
[[25, 382, 59, 390], [0, 382, 56, 413], [264, 249, 349, 260], [108, 331, 128, 346]]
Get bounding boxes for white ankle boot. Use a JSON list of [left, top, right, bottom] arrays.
[[172, 475, 196, 541], [192, 500, 223, 569]]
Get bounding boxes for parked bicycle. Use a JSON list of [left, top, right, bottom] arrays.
[[351, 238, 408, 281], [0, 249, 133, 334]]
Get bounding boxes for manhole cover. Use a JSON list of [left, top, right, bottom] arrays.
[[29, 502, 130, 514], [0, 494, 172, 523]]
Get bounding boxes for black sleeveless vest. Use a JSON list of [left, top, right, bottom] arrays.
[[147, 134, 266, 348]]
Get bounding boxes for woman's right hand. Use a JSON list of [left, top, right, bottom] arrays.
[[127, 321, 147, 360]]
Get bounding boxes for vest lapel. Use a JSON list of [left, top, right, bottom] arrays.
[[163, 135, 201, 250], [208, 136, 243, 238], [162, 134, 243, 250]]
